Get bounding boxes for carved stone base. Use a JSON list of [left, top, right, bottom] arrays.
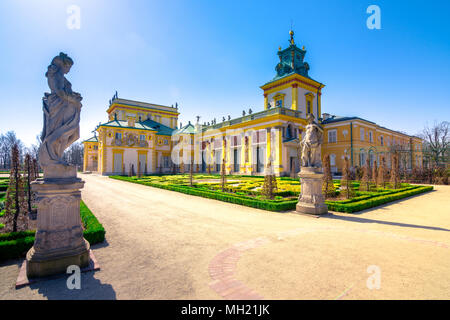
[[26, 178, 90, 278], [296, 167, 328, 216], [26, 240, 90, 278]]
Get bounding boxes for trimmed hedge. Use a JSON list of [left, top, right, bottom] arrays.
[[80, 201, 106, 245], [0, 201, 105, 261], [111, 175, 298, 212], [326, 186, 433, 213], [110, 176, 433, 214]]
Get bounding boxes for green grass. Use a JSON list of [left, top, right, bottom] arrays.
[[110, 174, 432, 214]]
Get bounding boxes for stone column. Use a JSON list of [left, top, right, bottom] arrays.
[[240, 133, 246, 174], [274, 126, 283, 176], [266, 127, 272, 166], [27, 177, 90, 278]]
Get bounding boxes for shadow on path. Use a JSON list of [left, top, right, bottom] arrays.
[[27, 271, 116, 300], [323, 213, 450, 232]]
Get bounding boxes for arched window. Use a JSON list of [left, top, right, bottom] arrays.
[[369, 150, 375, 167], [359, 149, 366, 167]]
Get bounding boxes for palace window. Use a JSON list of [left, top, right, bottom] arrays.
[[359, 149, 366, 167], [380, 136, 384, 146], [328, 130, 337, 143], [94, 145, 98, 150], [115, 132, 122, 140], [273, 93, 285, 108], [369, 150, 375, 167], [307, 101, 311, 114], [231, 135, 241, 147], [214, 138, 222, 149], [140, 134, 146, 141], [330, 154, 336, 166], [369, 131, 373, 143], [164, 139, 169, 145], [163, 156, 170, 168], [360, 128, 365, 141], [252, 130, 266, 144]]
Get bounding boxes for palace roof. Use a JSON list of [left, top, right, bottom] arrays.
[[263, 30, 321, 86], [83, 136, 98, 143], [321, 116, 421, 139], [173, 122, 196, 135], [96, 119, 175, 136]]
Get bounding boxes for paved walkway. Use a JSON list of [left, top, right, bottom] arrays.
[[1, 174, 449, 299]]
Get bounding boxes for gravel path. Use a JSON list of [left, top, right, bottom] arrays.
[[1, 174, 449, 299]]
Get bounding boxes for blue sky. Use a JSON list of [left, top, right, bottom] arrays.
[[0, 0, 449, 146]]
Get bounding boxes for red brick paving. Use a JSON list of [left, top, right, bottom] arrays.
[[208, 237, 270, 300], [208, 227, 449, 300]]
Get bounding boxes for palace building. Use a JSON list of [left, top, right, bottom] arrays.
[[83, 31, 423, 176]]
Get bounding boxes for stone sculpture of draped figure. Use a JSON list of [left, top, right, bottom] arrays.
[[39, 52, 82, 179], [300, 113, 323, 168]]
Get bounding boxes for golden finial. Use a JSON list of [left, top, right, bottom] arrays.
[[302, 46, 305, 50], [289, 30, 295, 45], [278, 46, 282, 51]]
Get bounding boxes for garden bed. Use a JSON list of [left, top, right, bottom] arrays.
[[0, 201, 106, 261], [109, 174, 433, 214]]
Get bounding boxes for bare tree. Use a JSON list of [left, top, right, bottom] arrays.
[[390, 153, 400, 189], [63, 141, 84, 170], [341, 156, 354, 199], [420, 121, 449, 166], [377, 156, 387, 188], [322, 154, 336, 198], [262, 159, 277, 199], [0, 131, 24, 169], [4, 144, 27, 232], [372, 160, 378, 189]]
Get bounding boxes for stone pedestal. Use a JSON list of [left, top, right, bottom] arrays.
[[26, 177, 90, 278], [296, 167, 328, 215]]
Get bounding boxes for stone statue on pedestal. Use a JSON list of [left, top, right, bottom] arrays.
[[296, 113, 328, 215], [26, 53, 90, 278]]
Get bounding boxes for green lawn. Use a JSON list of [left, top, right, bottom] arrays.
[[110, 174, 432, 213]]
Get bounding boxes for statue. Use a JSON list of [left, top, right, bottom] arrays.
[[39, 52, 83, 179], [296, 113, 327, 215], [300, 113, 323, 168], [25, 53, 91, 279]]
